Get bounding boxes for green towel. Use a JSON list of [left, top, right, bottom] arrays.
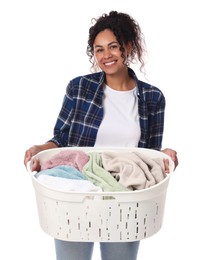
[[82, 152, 129, 192]]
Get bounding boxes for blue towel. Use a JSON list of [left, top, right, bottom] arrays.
[[35, 165, 87, 180]]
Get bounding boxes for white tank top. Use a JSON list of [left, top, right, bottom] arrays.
[[94, 85, 141, 147]]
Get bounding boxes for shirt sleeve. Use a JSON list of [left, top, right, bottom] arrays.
[[48, 82, 75, 147], [147, 88, 165, 150]]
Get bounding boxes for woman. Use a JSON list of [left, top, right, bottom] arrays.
[[24, 10, 178, 260]]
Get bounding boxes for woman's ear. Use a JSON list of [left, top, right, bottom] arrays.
[[126, 43, 132, 56]]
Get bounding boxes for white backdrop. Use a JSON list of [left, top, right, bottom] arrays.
[[0, 0, 206, 259]]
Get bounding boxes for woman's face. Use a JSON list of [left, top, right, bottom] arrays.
[[93, 29, 128, 75]]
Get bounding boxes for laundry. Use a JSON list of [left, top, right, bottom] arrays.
[[35, 165, 87, 180], [37, 175, 102, 192], [40, 150, 89, 171], [35, 150, 166, 192], [101, 151, 166, 190], [82, 152, 129, 192]]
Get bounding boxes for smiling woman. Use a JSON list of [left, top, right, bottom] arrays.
[[93, 29, 136, 89], [87, 11, 146, 75], [24, 10, 178, 260]]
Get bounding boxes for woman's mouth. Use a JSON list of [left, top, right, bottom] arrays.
[[104, 60, 116, 66]]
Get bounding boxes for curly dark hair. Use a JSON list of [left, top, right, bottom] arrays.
[[87, 11, 146, 73]]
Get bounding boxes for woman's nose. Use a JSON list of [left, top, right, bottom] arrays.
[[103, 49, 112, 59]]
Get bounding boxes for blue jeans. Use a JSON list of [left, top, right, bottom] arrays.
[[54, 239, 140, 260]]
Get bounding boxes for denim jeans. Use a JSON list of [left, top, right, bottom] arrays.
[[54, 239, 140, 260]]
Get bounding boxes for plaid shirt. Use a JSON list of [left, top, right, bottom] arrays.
[[49, 68, 165, 150]]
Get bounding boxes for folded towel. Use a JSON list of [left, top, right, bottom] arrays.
[[35, 165, 87, 180], [82, 152, 129, 192], [101, 151, 166, 190], [37, 175, 102, 192], [41, 150, 89, 171]]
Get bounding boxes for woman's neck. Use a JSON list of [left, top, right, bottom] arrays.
[[105, 71, 135, 91]]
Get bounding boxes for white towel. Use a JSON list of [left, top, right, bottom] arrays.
[[37, 175, 102, 192]]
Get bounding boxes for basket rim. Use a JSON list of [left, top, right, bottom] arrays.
[[27, 147, 174, 196], [27, 147, 173, 197]]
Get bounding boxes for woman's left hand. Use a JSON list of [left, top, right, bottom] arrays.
[[162, 148, 179, 172]]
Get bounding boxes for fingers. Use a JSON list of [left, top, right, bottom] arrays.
[[168, 150, 179, 170], [173, 154, 179, 170], [32, 159, 41, 172], [24, 150, 33, 167], [162, 148, 179, 171], [24, 152, 41, 172], [163, 158, 170, 174], [24, 145, 41, 171]]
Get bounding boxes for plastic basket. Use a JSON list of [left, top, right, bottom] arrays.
[[27, 147, 174, 242]]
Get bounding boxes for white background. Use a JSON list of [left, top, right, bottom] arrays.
[[0, 0, 206, 259]]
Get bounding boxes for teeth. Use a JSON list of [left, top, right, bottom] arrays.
[[105, 61, 115, 66]]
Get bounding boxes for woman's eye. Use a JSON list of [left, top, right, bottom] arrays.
[[96, 49, 103, 53]]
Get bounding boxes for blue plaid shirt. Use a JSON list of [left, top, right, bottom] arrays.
[[49, 68, 165, 150]]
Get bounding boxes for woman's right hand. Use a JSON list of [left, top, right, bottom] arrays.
[[24, 142, 58, 172], [24, 145, 42, 172]]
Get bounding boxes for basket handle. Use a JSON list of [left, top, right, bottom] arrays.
[[72, 192, 145, 203]]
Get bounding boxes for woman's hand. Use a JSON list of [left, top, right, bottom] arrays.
[[24, 145, 42, 172], [24, 142, 58, 172], [162, 148, 179, 172]]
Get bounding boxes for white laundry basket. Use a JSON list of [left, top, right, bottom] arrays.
[[27, 147, 174, 242]]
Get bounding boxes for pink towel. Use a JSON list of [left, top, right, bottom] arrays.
[[41, 150, 89, 171]]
